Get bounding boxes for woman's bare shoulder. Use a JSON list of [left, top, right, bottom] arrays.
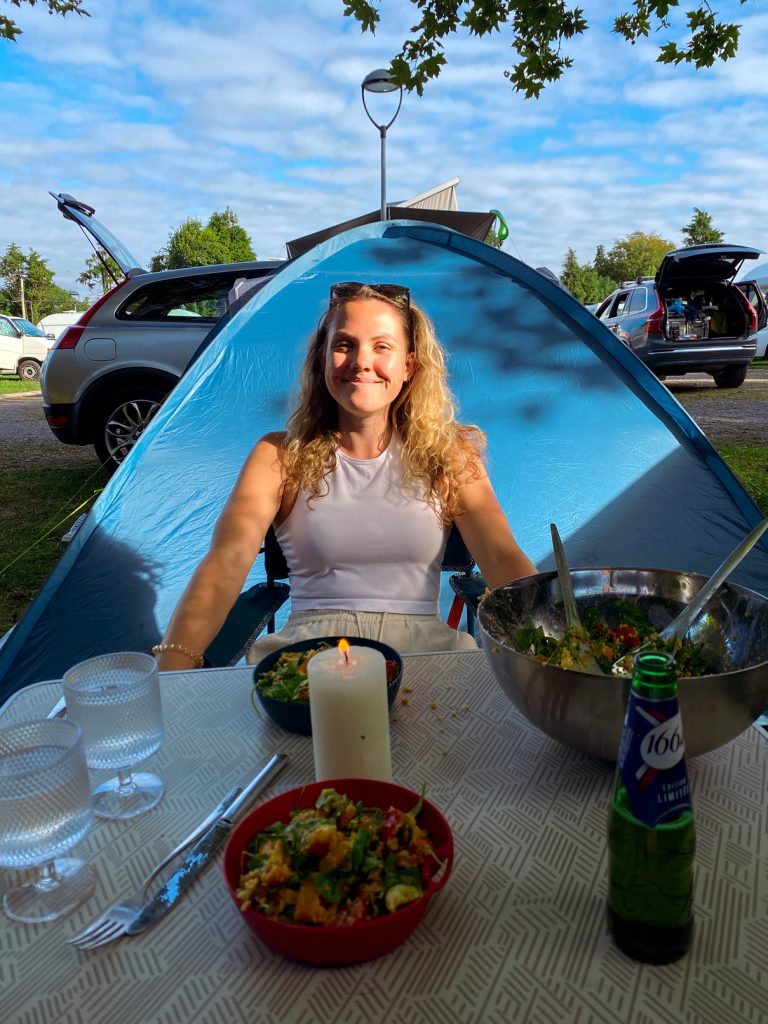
[[454, 423, 487, 467], [247, 431, 288, 459], [238, 432, 288, 483], [455, 420, 486, 446], [258, 430, 287, 449]]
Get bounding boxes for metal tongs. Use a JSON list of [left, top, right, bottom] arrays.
[[611, 513, 768, 673], [550, 523, 604, 676]]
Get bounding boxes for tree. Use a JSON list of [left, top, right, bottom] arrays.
[[207, 210, 255, 263], [1, 0, 89, 42], [681, 207, 725, 246], [0, 243, 26, 312], [344, 1, 747, 98], [561, 248, 586, 300], [42, 283, 86, 316], [600, 231, 675, 283], [151, 208, 256, 271], [0, 244, 59, 322], [0, 242, 82, 320], [560, 248, 616, 304], [78, 249, 123, 294], [593, 245, 611, 281], [582, 268, 618, 305]]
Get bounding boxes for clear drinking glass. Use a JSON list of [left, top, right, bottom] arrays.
[[63, 651, 165, 820], [0, 718, 96, 924]]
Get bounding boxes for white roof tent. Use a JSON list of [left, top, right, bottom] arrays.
[[285, 179, 494, 259], [394, 178, 460, 211]]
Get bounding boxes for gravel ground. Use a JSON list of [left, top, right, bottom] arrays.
[[663, 367, 768, 446], [1, 368, 766, 471], [0, 391, 101, 471]]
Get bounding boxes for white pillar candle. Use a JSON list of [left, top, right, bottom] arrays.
[[307, 643, 392, 782]]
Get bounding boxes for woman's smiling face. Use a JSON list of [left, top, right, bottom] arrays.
[[323, 298, 414, 425]]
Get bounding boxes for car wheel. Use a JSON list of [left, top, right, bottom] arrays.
[[712, 366, 748, 389], [94, 386, 168, 470], [17, 359, 41, 382]]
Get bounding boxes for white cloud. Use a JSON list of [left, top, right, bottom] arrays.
[[1, 0, 767, 294]]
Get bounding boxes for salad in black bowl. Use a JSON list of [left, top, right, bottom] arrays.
[[251, 637, 403, 735]]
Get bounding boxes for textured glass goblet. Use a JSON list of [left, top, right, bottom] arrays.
[[63, 651, 165, 820], [0, 718, 96, 924]]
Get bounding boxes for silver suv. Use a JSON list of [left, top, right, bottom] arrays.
[[595, 243, 765, 388], [42, 193, 280, 468]]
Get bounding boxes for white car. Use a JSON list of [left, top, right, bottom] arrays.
[[0, 314, 50, 381], [38, 310, 82, 341]]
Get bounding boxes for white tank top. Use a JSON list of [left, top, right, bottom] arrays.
[[276, 440, 448, 614]]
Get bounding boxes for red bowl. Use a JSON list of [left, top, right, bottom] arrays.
[[222, 778, 454, 966]]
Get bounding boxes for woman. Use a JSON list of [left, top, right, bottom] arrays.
[[153, 282, 536, 671]]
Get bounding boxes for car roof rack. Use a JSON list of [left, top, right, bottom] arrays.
[[618, 276, 654, 287]]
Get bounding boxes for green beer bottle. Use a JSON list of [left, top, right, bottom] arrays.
[[607, 650, 695, 964]]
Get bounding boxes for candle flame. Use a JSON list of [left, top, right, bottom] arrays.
[[338, 638, 350, 662]]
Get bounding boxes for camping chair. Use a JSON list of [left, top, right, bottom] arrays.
[[442, 526, 487, 636], [204, 525, 487, 667]]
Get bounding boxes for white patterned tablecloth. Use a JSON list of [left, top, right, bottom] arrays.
[[1, 651, 766, 1024]]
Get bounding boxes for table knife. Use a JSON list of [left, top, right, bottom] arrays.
[[125, 752, 288, 936], [46, 696, 66, 719]]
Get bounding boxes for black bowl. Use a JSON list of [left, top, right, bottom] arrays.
[[251, 636, 403, 735]]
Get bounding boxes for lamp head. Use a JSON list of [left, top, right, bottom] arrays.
[[362, 68, 399, 94]]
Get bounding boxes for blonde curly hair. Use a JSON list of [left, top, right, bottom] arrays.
[[282, 283, 485, 523]]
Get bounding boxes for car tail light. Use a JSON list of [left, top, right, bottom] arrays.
[[645, 298, 665, 336], [53, 279, 128, 350], [55, 325, 86, 350], [735, 286, 758, 333]]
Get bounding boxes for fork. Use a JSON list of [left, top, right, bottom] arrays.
[[67, 784, 240, 951]]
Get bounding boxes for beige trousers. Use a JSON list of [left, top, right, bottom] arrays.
[[246, 608, 478, 664]]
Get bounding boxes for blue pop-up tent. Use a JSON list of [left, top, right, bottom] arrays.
[[2, 220, 767, 695]]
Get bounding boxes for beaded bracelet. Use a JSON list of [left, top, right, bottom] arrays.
[[151, 642, 205, 669]]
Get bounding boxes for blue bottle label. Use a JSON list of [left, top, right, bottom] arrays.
[[617, 691, 692, 827]]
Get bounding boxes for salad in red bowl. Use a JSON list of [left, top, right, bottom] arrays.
[[223, 779, 453, 965]]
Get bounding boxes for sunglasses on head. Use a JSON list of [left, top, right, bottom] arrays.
[[329, 282, 410, 307]]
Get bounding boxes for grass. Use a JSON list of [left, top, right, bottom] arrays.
[[0, 378, 41, 394], [0, 463, 111, 636], [717, 445, 768, 513]]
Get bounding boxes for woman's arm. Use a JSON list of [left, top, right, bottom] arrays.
[[154, 434, 286, 671], [453, 459, 537, 589]]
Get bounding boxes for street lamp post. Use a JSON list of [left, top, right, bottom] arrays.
[[361, 68, 403, 221], [18, 272, 27, 320]]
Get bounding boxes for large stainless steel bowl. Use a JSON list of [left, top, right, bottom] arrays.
[[478, 568, 768, 760]]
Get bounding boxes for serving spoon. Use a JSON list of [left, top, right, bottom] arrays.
[[550, 523, 604, 675], [611, 513, 768, 674]]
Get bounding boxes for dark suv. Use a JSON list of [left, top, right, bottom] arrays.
[[595, 243, 765, 388], [42, 193, 281, 468]]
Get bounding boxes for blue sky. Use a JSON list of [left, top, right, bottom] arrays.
[[1, 0, 766, 298]]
